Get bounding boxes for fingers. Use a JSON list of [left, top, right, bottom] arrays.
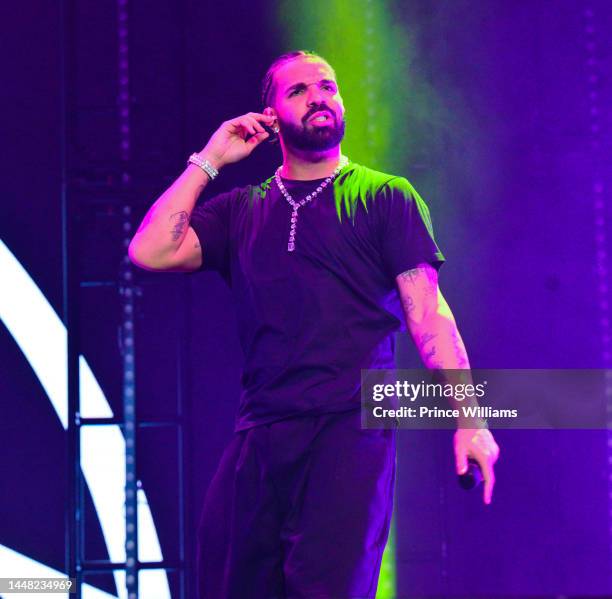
[[228, 113, 275, 138], [482, 463, 496, 505], [247, 131, 269, 146], [476, 435, 499, 505], [455, 428, 500, 505], [455, 444, 468, 475], [245, 115, 266, 135], [228, 116, 260, 136], [247, 111, 276, 125]]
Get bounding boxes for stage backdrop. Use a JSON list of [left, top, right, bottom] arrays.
[[1, 1, 611, 597]]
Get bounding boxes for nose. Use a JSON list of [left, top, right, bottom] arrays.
[[306, 84, 324, 106]]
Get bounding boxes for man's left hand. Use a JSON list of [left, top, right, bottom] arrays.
[[454, 428, 500, 505]]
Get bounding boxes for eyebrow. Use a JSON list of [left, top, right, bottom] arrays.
[[284, 79, 337, 95]]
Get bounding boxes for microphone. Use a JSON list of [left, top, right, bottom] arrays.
[[458, 458, 483, 490]]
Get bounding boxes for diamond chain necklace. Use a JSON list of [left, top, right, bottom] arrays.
[[274, 155, 349, 252]]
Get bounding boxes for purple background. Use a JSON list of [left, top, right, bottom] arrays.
[[1, 1, 611, 596]]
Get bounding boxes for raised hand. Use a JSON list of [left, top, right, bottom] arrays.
[[199, 112, 276, 170]]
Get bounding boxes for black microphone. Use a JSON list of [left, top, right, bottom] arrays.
[[458, 458, 483, 490], [244, 123, 278, 144]]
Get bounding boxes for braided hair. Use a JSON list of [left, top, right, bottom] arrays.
[[260, 50, 335, 108]]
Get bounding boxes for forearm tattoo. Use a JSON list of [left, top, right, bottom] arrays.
[[416, 331, 438, 347], [169, 211, 189, 242], [416, 331, 438, 366], [423, 345, 437, 362], [451, 328, 470, 368]]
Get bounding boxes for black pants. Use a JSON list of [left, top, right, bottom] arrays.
[[197, 408, 397, 599]]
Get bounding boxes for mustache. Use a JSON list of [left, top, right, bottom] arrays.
[[303, 106, 335, 123]]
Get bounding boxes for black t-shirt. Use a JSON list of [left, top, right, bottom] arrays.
[[190, 161, 445, 431]]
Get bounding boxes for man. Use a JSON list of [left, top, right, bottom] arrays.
[[129, 50, 500, 599]]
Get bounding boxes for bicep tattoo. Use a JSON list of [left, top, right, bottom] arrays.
[[398, 265, 438, 296], [401, 295, 415, 314], [397, 264, 439, 321], [398, 266, 428, 285]]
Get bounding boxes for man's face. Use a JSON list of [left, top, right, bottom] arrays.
[[268, 57, 346, 152]]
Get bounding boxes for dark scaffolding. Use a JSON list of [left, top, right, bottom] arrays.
[[61, 1, 191, 597]]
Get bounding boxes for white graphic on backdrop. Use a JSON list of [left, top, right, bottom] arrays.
[[0, 239, 171, 598]]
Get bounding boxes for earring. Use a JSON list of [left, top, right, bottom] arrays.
[[273, 126, 279, 133]]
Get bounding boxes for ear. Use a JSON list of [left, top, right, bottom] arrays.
[[263, 107, 280, 134]]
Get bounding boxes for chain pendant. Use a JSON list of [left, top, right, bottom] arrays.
[[288, 208, 298, 252], [274, 156, 349, 253]]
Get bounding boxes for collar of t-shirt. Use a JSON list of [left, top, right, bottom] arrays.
[[278, 176, 333, 199], [280, 176, 327, 185]]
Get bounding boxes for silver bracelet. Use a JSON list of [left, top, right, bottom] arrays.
[[188, 153, 219, 180]]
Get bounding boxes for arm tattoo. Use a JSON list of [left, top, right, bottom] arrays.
[[399, 266, 427, 285], [424, 345, 437, 362], [401, 295, 415, 313], [169, 211, 189, 242], [416, 331, 438, 348], [398, 265, 438, 302], [452, 329, 469, 368]]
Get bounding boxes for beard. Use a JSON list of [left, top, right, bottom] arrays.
[[278, 112, 346, 152]]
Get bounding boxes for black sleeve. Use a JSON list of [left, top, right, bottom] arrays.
[[377, 176, 445, 281], [189, 189, 232, 275]]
